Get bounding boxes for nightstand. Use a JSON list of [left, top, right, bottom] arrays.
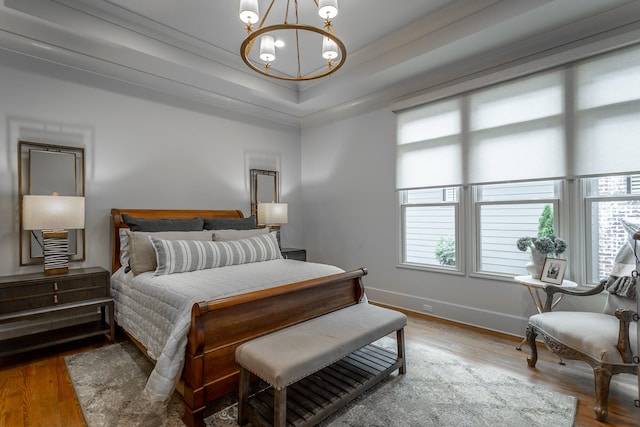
[[0, 267, 114, 357], [281, 248, 307, 261]]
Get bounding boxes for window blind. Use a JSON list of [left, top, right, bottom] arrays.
[[396, 43, 640, 190], [573, 47, 640, 177], [396, 99, 462, 189], [468, 71, 564, 184]]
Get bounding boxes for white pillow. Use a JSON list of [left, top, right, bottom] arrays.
[[212, 228, 269, 241], [610, 219, 640, 277], [151, 231, 282, 276]]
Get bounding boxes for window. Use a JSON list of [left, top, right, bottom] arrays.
[[396, 43, 640, 280], [585, 175, 640, 282], [400, 188, 459, 269], [476, 181, 559, 276]]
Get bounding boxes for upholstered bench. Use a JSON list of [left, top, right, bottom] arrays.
[[235, 303, 407, 427]]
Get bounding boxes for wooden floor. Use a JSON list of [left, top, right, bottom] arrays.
[[0, 310, 638, 427]]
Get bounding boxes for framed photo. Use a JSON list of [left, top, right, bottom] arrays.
[[541, 258, 567, 285]]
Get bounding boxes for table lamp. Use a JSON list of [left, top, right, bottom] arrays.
[[22, 192, 85, 275], [257, 202, 288, 247]]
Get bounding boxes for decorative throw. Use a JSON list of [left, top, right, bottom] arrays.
[[602, 275, 636, 300], [602, 218, 639, 300], [150, 231, 282, 275]]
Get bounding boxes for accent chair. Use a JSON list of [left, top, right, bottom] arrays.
[[525, 219, 639, 422]]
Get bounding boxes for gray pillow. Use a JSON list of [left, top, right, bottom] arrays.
[[122, 214, 204, 232], [212, 228, 269, 241], [203, 215, 256, 230]]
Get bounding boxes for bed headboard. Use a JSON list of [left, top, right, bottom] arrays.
[[110, 208, 244, 273]]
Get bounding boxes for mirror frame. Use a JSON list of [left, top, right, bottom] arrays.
[[250, 169, 279, 218], [18, 140, 86, 266]]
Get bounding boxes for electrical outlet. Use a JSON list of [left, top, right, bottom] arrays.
[[422, 304, 433, 313]]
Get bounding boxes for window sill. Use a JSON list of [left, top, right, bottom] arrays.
[[396, 262, 465, 276]]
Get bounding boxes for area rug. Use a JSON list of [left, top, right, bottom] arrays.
[[65, 338, 577, 427]]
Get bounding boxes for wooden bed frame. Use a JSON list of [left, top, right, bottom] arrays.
[[110, 208, 367, 427]]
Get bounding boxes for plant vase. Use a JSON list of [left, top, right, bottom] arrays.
[[526, 250, 547, 280]]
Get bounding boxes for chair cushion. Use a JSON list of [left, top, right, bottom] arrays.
[[529, 311, 638, 365]]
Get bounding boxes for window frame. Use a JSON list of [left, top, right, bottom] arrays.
[[398, 188, 464, 274], [472, 196, 561, 278], [583, 185, 640, 285]]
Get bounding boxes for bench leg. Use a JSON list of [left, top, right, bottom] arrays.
[[397, 328, 406, 374], [238, 367, 250, 426], [274, 387, 287, 427]]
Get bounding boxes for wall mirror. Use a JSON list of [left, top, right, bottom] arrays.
[[250, 169, 279, 218], [18, 140, 85, 266]]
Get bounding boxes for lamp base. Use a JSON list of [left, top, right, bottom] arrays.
[[43, 230, 69, 275]]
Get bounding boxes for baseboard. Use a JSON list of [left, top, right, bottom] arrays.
[[365, 287, 528, 338]]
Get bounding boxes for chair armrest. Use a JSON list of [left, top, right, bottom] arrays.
[[615, 308, 638, 363], [541, 280, 605, 312]]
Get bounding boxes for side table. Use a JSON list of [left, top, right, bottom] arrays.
[[0, 267, 114, 357], [514, 275, 577, 353], [281, 248, 306, 261]]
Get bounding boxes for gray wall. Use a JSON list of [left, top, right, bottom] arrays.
[[300, 108, 607, 337], [0, 64, 303, 277]]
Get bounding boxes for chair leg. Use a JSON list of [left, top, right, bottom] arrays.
[[525, 324, 538, 368], [593, 366, 612, 422]]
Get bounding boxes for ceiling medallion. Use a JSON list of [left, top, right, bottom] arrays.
[[239, 0, 346, 81]]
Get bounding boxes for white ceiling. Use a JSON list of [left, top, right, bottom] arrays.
[[1, 0, 639, 128]]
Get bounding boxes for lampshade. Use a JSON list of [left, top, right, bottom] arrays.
[[257, 202, 288, 225], [318, 0, 339, 19], [23, 195, 85, 230], [239, 0, 259, 24], [260, 35, 276, 62], [322, 36, 339, 60]]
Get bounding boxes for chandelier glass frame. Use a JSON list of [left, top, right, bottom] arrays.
[[239, 0, 347, 81]]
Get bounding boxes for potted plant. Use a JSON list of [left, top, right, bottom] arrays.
[[517, 235, 567, 279]]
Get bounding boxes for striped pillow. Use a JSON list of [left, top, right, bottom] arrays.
[[150, 231, 282, 275]]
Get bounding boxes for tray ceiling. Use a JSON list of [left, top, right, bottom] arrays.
[[1, 0, 638, 128]]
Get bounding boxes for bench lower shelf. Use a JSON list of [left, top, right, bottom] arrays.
[[245, 343, 402, 427]]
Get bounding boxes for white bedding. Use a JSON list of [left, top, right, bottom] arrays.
[[110, 259, 345, 402]]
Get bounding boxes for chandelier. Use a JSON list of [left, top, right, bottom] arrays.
[[238, 0, 346, 81]]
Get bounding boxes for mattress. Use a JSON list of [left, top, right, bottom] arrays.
[[110, 259, 345, 402]]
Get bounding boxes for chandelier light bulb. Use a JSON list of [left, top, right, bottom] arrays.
[[322, 36, 339, 60], [318, 0, 339, 19], [260, 35, 276, 62], [239, 0, 259, 24]]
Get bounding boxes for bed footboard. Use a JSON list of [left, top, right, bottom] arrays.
[[181, 267, 367, 427]]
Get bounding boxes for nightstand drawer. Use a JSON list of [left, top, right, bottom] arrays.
[[53, 276, 108, 303], [56, 286, 107, 303], [0, 294, 54, 314], [0, 277, 108, 313], [54, 276, 105, 291], [0, 282, 53, 313]]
